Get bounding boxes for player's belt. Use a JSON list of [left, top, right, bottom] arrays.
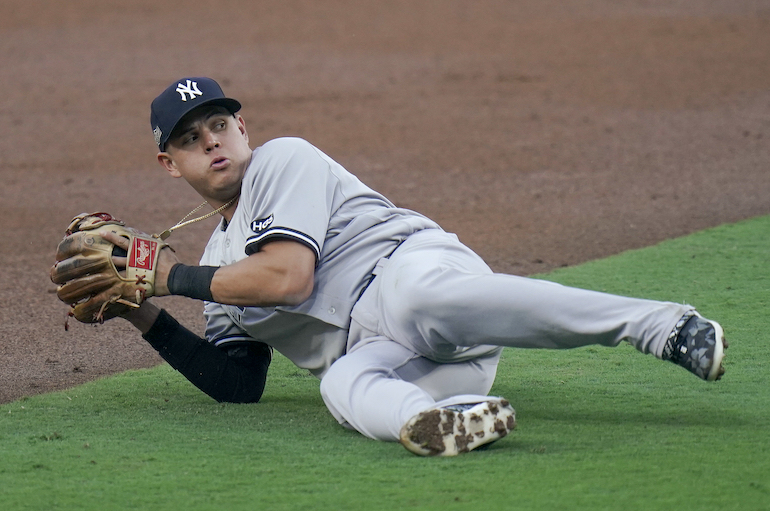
[[355, 237, 409, 302]]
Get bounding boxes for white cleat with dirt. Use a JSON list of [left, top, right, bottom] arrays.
[[399, 397, 516, 456]]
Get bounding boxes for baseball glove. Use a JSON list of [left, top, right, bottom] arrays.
[[51, 212, 170, 325]]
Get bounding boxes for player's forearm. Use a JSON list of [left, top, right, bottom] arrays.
[[213, 240, 316, 306], [210, 253, 314, 306], [140, 309, 271, 403], [166, 240, 316, 307], [164, 261, 312, 306]]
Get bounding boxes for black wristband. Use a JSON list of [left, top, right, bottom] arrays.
[[167, 263, 218, 301]]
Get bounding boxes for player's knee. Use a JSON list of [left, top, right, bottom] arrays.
[[320, 356, 388, 419], [319, 365, 340, 403], [320, 355, 363, 403]]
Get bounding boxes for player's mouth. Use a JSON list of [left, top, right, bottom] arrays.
[[210, 157, 230, 170]]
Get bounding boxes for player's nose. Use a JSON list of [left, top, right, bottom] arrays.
[[202, 129, 221, 152]]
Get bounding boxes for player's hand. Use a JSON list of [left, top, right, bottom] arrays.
[[100, 230, 179, 297], [52, 212, 173, 325]]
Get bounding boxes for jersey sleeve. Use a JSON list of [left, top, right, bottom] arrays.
[[242, 138, 339, 262], [204, 301, 254, 347]]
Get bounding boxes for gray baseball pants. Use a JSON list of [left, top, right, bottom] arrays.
[[320, 229, 692, 441]]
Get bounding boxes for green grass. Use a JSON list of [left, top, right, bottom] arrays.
[[2, 216, 769, 510]]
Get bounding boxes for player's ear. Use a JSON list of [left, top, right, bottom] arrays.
[[157, 152, 182, 178], [235, 114, 249, 144]]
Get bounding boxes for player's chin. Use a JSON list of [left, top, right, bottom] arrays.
[[209, 180, 241, 202]]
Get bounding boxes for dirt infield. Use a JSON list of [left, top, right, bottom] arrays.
[[1, 1, 768, 404]]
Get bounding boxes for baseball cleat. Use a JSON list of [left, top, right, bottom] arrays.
[[663, 313, 728, 381], [399, 398, 516, 456]]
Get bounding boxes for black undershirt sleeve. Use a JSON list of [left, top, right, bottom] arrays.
[[142, 309, 271, 403]]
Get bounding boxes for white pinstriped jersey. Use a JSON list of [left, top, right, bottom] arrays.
[[200, 137, 440, 377]]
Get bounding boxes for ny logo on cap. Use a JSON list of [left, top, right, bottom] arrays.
[[176, 80, 203, 101]]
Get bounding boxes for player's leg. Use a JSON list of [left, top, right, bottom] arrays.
[[373, 229, 725, 379], [319, 336, 501, 442], [391, 348, 517, 456], [320, 339, 434, 441], [391, 346, 502, 402]]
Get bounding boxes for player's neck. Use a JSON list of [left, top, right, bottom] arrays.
[[219, 195, 240, 223]]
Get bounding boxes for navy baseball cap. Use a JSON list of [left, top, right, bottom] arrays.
[[150, 77, 241, 151]]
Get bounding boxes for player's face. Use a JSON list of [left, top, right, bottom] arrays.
[[158, 107, 253, 207]]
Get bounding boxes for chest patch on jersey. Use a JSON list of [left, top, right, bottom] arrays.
[[251, 214, 274, 234]]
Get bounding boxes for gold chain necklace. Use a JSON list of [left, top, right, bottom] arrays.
[[154, 194, 239, 240]]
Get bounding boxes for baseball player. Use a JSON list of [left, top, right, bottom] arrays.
[[52, 77, 727, 456]]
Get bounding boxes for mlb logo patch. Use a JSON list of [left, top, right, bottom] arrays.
[[251, 214, 274, 233], [129, 238, 157, 270]]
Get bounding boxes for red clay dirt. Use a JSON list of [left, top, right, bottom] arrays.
[[1, 1, 768, 404]]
